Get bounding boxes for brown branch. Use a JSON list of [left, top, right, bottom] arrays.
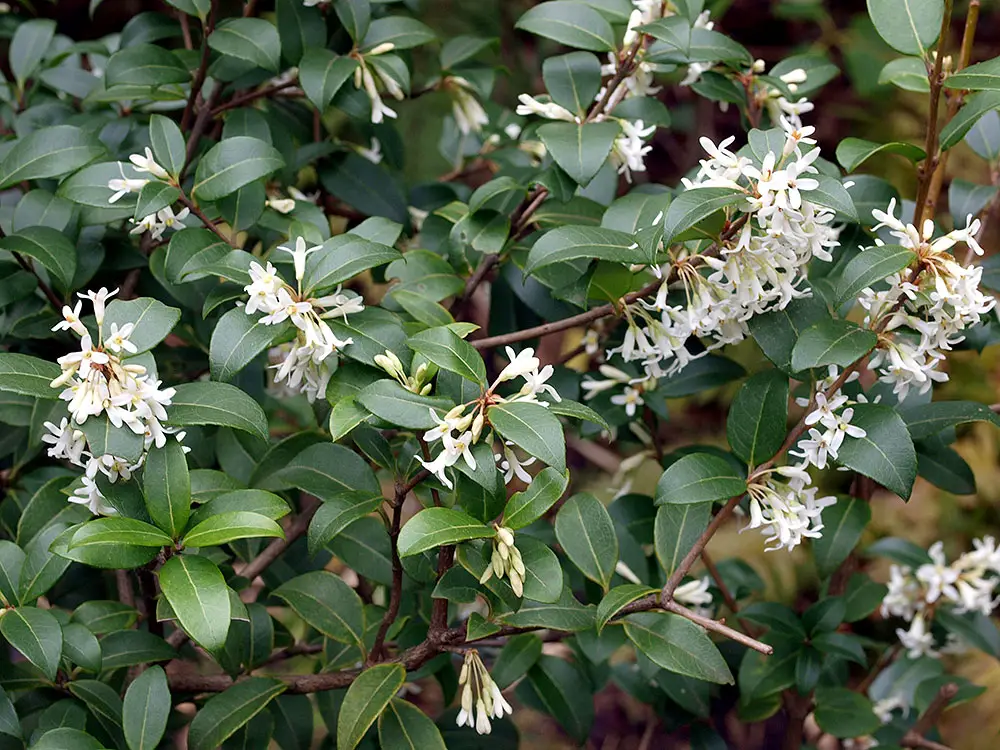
[[664, 600, 771, 655], [923, 0, 979, 219], [903, 683, 958, 747], [460, 253, 499, 304], [369, 484, 406, 663], [180, 1, 217, 133], [661, 494, 743, 604], [12, 252, 63, 309], [237, 497, 320, 587], [181, 81, 224, 181], [115, 570, 136, 610], [912, 0, 955, 226], [177, 194, 237, 248], [210, 80, 300, 117]]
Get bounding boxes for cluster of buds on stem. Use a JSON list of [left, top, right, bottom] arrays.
[[479, 524, 525, 597], [457, 650, 512, 735], [374, 350, 433, 395]]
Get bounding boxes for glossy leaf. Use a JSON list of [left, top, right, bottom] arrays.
[[655, 453, 746, 505], [835, 138, 925, 172], [536, 121, 620, 186], [502, 467, 570, 530], [0, 606, 62, 680], [835, 403, 917, 498], [398, 507, 494, 557], [192, 137, 284, 202], [515, 2, 615, 51], [790, 319, 877, 371], [158, 555, 231, 653], [123, 666, 170, 750], [337, 664, 406, 750], [866, 0, 943, 55], [526, 224, 646, 273], [273, 571, 365, 648], [144, 440, 191, 539], [166, 382, 269, 442], [182, 511, 284, 548], [554, 492, 618, 589], [188, 678, 286, 750], [377, 698, 447, 750], [727, 370, 788, 466], [834, 245, 915, 308], [488, 401, 566, 473], [812, 496, 871, 577]]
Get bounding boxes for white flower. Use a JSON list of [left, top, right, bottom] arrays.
[[41, 418, 86, 464], [107, 163, 148, 204], [128, 147, 170, 180], [70, 476, 116, 516], [51, 301, 87, 337], [611, 119, 655, 182], [496, 346, 540, 383], [514, 93, 576, 122], [495, 441, 535, 484], [897, 613, 936, 658], [449, 77, 490, 135], [279, 236, 322, 284], [78, 287, 118, 326], [674, 576, 714, 616], [104, 322, 137, 354], [456, 651, 513, 735], [610, 386, 644, 417], [267, 197, 296, 214]]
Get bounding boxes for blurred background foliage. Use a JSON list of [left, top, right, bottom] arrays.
[[6, 0, 1000, 746]]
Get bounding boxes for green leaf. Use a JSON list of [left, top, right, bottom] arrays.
[[1, 540, 26, 601], [0, 685, 19, 738], [307, 495, 381, 557], [192, 137, 284, 202], [72, 600, 139, 633], [807, 175, 859, 221], [334, 0, 370, 41], [134, 181, 181, 220], [515, 1, 615, 51], [940, 91, 1000, 150], [835, 245, 916, 308], [406, 327, 486, 384], [488, 401, 566, 473], [356, 380, 453, 430], [548, 398, 612, 432], [378, 698, 446, 750], [748, 296, 831, 375], [662, 187, 745, 244], [0, 125, 104, 190], [945, 56, 1000, 92], [500, 587, 596, 631], [106, 44, 190, 86], [272, 571, 365, 648], [123, 665, 170, 750], [879, 57, 930, 92], [337, 664, 405, 750], [835, 403, 917, 499], [813, 686, 880, 737], [727, 370, 788, 466], [31, 728, 103, 750], [144, 440, 191, 539], [502, 467, 569, 530], [274, 443, 380, 502], [304, 235, 400, 294], [834, 138, 925, 172], [521, 656, 594, 743], [899, 400, 1000, 441], [397, 508, 494, 557], [0, 606, 62, 680], [525, 224, 646, 274], [790, 319, 877, 371], [543, 51, 602, 114], [813, 496, 871, 577], [106, 297, 181, 355], [210, 309, 289, 382], [158, 554, 231, 653], [182, 511, 284, 548], [209, 18, 281, 72], [554, 492, 618, 590], [641, 15, 751, 65], [440, 35, 497, 69], [655, 453, 746, 505], [10, 19, 56, 87], [866, 0, 944, 55], [624, 612, 733, 684], [190, 490, 290, 526], [329, 397, 370, 442], [66, 680, 125, 746], [536, 121, 620, 187], [166, 382, 270, 442], [80, 416, 144, 464], [360, 17, 436, 51], [0, 353, 61, 399], [19, 524, 71, 603], [596, 584, 656, 633], [100, 630, 177, 669], [67, 518, 173, 549], [149, 114, 185, 178], [188, 678, 286, 750], [320, 152, 408, 225], [655, 501, 711, 576], [165, 0, 211, 19], [935, 608, 1000, 657], [0, 227, 77, 291], [298, 50, 359, 112], [53, 525, 158, 570]]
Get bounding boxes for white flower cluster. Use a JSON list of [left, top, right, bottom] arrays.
[[743, 464, 836, 552], [628, 1, 716, 88], [44, 287, 182, 515], [479, 524, 525, 597], [456, 650, 513, 735], [352, 43, 403, 124], [861, 199, 995, 400], [790, 372, 867, 471], [673, 576, 714, 617], [581, 364, 656, 418], [107, 148, 190, 240], [445, 76, 490, 135], [881, 537, 1000, 658], [610, 120, 838, 382], [243, 237, 363, 403], [419, 347, 559, 489]]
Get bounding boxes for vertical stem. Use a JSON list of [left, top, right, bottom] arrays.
[[369, 488, 404, 663], [913, 0, 955, 227]]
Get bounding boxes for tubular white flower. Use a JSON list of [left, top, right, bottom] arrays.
[[128, 147, 170, 179]]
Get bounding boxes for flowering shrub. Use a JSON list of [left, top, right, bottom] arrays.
[[0, 0, 999, 747]]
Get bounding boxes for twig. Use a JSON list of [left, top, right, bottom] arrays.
[[922, 0, 979, 219], [903, 683, 958, 747], [210, 79, 300, 117], [369, 484, 406, 663], [180, 1, 217, 133], [237, 497, 320, 587], [661, 495, 743, 603], [12, 252, 63, 309], [181, 81, 224, 181], [177, 194, 237, 248], [912, 0, 955, 227], [460, 254, 499, 303], [115, 570, 136, 610], [664, 600, 771, 655]]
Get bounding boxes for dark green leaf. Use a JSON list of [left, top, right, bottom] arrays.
[[0, 227, 77, 291], [595, 585, 656, 633], [0, 606, 61, 680], [866, 0, 944, 55], [166, 382, 269, 442], [192, 137, 284, 202], [813, 686, 880, 737], [0, 126, 104, 190], [813, 496, 871, 578], [835, 403, 917, 499], [899, 400, 1000, 441], [123, 665, 170, 750], [272, 571, 365, 648], [488, 401, 566, 473], [188, 678, 286, 750], [790, 319, 876, 371], [834, 245, 916, 308], [106, 43, 190, 86], [337, 664, 405, 750], [515, 2, 615, 51], [356, 380, 453, 430], [835, 138, 925, 172], [554, 492, 618, 589], [183, 511, 284, 548], [407, 327, 486, 384], [624, 612, 733, 684], [143, 440, 191, 539], [398, 508, 494, 557], [654, 501, 711, 576], [526, 224, 646, 273], [655, 452, 746, 505], [536, 121, 620, 187], [378, 698, 446, 750], [727, 370, 788, 466], [209, 18, 281, 72], [67, 518, 173, 549], [307, 495, 381, 556], [502, 467, 569, 530], [158, 554, 231, 653]]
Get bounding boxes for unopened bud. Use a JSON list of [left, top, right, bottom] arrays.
[[752, 58, 766, 73], [471, 411, 485, 441], [496, 526, 514, 547], [368, 42, 395, 56]]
